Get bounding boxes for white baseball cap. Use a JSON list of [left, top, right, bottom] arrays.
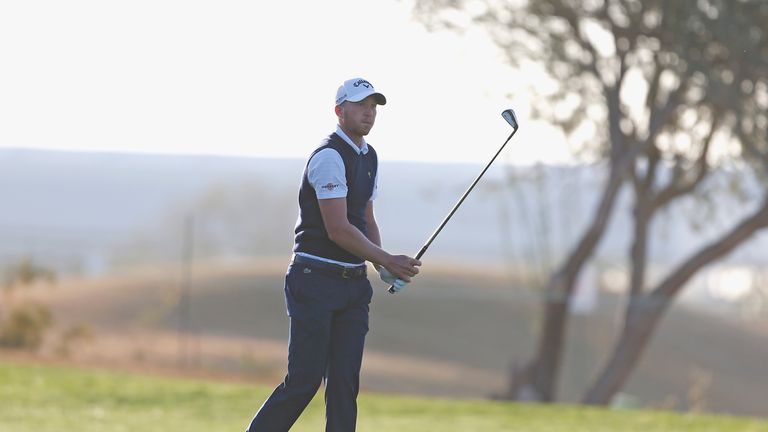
[[335, 78, 387, 106]]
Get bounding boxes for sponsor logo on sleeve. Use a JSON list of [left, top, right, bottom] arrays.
[[321, 182, 340, 191]]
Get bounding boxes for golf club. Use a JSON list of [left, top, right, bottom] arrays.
[[388, 108, 519, 294]]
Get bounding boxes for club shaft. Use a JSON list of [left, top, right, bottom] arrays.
[[388, 128, 518, 293]]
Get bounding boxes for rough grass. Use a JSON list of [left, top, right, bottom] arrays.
[[1, 359, 766, 432]]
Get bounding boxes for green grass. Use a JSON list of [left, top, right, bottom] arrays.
[[1, 359, 766, 432]]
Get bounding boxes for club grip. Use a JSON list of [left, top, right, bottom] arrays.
[[387, 279, 403, 294], [388, 246, 427, 294]]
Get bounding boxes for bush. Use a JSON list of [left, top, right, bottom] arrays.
[[0, 302, 53, 349], [2, 256, 56, 291]]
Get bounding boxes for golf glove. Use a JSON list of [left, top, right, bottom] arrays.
[[378, 268, 408, 292]]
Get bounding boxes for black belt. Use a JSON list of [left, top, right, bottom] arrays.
[[292, 255, 367, 279]]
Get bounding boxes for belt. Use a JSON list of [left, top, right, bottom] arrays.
[[292, 255, 367, 279]]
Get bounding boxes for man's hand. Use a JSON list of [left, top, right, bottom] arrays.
[[383, 255, 421, 282], [375, 255, 420, 293]]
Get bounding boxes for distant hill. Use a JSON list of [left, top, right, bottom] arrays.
[[2, 148, 768, 311], [3, 148, 585, 271]]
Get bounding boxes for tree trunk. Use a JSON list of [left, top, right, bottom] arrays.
[[582, 294, 666, 404], [508, 165, 629, 401], [526, 273, 569, 401], [628, 201, 652, 297], [584, 205, 654, 405], [582, 200, 768, 404]]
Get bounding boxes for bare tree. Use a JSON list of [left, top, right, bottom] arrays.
[[411, 0, 768, 402]]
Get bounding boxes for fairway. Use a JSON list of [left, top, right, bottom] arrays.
[[1, 359, 766, 432]]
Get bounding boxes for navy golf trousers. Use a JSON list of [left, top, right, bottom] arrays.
[[246, 259, 373, 432]]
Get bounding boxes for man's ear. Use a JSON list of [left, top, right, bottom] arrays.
[[334, 104, 343, 118]]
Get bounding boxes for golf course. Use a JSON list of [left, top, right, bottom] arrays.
[[4, 259, 767, 421], [2, 358, 767, 432]]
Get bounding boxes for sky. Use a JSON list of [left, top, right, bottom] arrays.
[[0, 0, 572, 165]]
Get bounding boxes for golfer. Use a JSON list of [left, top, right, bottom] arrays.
[[246, 77, 421, 432]]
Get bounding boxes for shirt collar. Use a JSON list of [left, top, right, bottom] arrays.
[[335, 126, 369, 155]]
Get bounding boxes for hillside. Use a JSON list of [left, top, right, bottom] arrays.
[[17, 260, 768, 418]]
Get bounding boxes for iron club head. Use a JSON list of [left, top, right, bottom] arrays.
[[502, 109, 518, 130]]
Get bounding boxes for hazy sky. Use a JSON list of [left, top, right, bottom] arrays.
[[0, 0, 571, 164]]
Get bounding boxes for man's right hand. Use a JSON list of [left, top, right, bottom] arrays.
[[383, 255, 421, 282]]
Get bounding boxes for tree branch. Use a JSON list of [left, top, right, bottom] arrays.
[[654, 198, 768, 300], [651, 115, 718, 209]]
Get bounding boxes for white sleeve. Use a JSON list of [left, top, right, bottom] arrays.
[[308, 148, 347, 199]]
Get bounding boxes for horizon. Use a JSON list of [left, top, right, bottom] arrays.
[[1, 144, 584, 167]]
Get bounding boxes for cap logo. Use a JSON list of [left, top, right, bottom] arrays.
[[336, 78, 384, 105]]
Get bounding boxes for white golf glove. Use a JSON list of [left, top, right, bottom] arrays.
[[378, 267, 408, 292]]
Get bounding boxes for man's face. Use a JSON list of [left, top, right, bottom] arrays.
[[338, 95, 378, 138]]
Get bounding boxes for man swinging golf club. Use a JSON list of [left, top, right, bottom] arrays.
[[245, 77, 421, 432]]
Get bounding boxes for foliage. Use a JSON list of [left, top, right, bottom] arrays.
[[2, 256, 56, 291], [0, 257, 57, 350], [0, 302, 53, 349], [417, 0, 767, 163]]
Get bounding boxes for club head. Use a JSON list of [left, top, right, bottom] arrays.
[[501, 109, 518, 130]]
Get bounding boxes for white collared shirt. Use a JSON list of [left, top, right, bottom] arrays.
[[307, 126, 379, 201]]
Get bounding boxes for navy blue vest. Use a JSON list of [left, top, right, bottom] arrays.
[[293, 133, 378, 264]]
